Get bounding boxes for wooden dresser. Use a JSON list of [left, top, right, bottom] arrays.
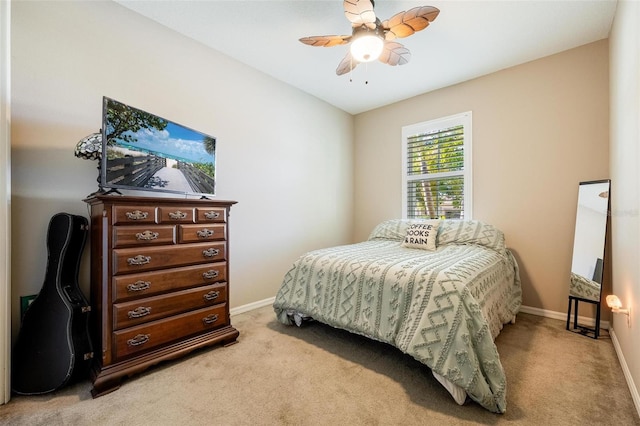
[[84, 195, 239, 397]]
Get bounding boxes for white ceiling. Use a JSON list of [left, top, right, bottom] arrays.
[[115, 0, 617, 115]]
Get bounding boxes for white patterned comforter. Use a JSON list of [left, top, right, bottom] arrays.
[[273, 220, 522, 413]]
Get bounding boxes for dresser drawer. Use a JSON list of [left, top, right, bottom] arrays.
[[113, 283, 227, 330], [157, 207, 194, 223], [196, 207, 226, 223], [113, 263, 227, 302], [113, 242, 226, 275], [113, 225, 176, 248], [179, 224, 226, 243], [113, 206, 156, 225], [113, 304, 227, 360]]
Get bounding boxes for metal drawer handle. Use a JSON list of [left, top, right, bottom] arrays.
[[127, 334, 150, 346], [203, 290, 220, 301], [126, 210, 148, 220], [169, 210, 187, 220], [202, 314, 219, 325], [136, 230, 159, 241], [202, 248, 220, 258], [202, 270, 219, 280], [127, 255, 151, 266], [204, 211, 220, 219], [128, 307, 151, 318], [127, 280, 151, 292], [197, 228, 214, 238]]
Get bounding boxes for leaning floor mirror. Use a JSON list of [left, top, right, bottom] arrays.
[[566, 179, 610, 339]]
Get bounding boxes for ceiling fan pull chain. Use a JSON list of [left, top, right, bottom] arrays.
[[365, 62, 369, 85]]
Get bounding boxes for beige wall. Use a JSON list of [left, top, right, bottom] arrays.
[[609, 0, 640, 411], [10, 1, 353, 337], [353, 40, 610, 316]]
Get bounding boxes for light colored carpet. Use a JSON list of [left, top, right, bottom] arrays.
[[1, 306, 638, 425]]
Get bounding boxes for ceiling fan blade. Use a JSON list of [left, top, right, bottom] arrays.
[[379, 42, 411, 66], [336, 51, 359, 76], [299, 35, 352, 47], [382, 6, 440, 40], [344, 0, 377, 29]]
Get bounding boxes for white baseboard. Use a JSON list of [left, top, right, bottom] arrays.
[[520, 304, 610, 330], [519, 305, 567, 321], [230, 301, 613, 331], [610, 328, 640, 419], [230, 301, 612, 328], [230, 296, 275, 317]]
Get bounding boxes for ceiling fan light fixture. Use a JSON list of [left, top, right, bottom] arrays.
[[350, 34, 384, 62], [300, 1, 439, 75]]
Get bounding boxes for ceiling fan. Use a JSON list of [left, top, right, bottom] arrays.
[[299, 0, 440, 76]]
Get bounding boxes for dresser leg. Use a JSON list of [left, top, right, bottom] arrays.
[[90, 377, 121, 398]]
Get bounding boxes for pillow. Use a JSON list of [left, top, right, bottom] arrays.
[[401, 220, 441, 251], [437, 220, 506, 254], [368, 219, 414, 242]]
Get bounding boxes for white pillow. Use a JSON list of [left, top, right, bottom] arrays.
[[401, 221, 440, 251]]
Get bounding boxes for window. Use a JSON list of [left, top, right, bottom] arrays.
[[402, 112, 472, 220]]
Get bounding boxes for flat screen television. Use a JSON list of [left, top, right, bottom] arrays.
[[100, 96, 216, 198]]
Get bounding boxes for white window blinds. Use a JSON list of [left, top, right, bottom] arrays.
[[402, 112, 472, 220]]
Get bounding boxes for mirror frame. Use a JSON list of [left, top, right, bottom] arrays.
[[566, 179, 610, 339]]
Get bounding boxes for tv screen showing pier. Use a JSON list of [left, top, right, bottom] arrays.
[[100, 97, 216, 197]]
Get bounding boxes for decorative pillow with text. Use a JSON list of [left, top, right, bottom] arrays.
[[401, 221, 441, 251]]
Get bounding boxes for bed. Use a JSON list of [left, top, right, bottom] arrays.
[[273, 219, 522, 413]]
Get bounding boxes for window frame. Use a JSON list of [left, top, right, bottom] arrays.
[[401, 111, 473, 220]]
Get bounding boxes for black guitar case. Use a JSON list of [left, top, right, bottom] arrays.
[[12, 213, 94, 395]]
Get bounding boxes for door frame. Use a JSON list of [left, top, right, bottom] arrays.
[[0, 0, 12, 404]]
